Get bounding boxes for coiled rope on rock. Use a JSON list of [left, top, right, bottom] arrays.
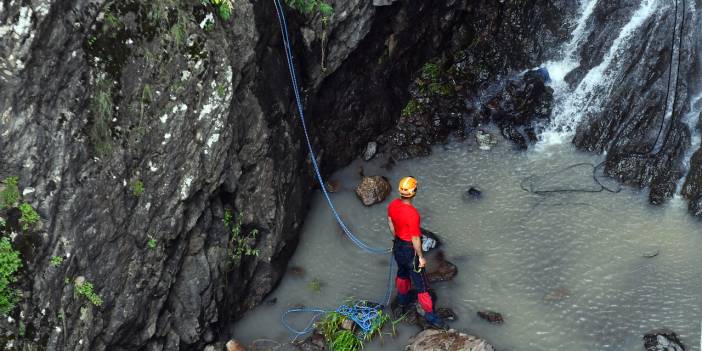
[[272, 0, 395, 339]]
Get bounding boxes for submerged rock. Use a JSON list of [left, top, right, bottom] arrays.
[[544, 287, 571, 301], [462, 187, 482, 201], [644, 329, 685, 351], [355, 176, 392, 206], [477, 310, 504, 325], [405, 329, 495, 351], [426, 251, 458, 283]]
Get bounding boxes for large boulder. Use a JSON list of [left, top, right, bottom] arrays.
[[355, 176, 392, 206], [405, 329, 495, 351]]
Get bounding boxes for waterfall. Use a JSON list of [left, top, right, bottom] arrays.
[[538, 0, 661, 146]]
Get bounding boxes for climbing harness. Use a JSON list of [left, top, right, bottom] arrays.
[[272, 0, 395, 339]]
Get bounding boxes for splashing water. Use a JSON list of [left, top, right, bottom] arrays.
[[539, 0, 661, 147]]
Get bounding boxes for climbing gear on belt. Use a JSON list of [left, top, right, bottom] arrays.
[[399, 176, 418, 198]]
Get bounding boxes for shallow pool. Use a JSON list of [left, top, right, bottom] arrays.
[[231, 137, 702, 351]]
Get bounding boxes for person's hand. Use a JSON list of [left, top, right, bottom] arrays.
[[418, 256, 426, 268]]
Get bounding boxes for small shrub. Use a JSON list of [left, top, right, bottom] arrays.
[[224, 210, 260, 264], [401, 99, 422, 117], [50, 256, 63, 267], [131, 180, 144, 197], [19, 202, 39, 231], [421, 62, 440, 81], [1, 177, 19, 209], [210, 0, 233, 21], [147, 236, 157, 250], [0, 237, 22, 315], [75, 280, 103, 307], [286, 0, 333, 17]]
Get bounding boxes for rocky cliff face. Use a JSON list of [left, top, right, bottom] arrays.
[[0, 0, 572, 349], [570, 0, 699, 206]]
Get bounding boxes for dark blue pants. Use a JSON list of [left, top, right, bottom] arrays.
[[393, 240, 429, 293]]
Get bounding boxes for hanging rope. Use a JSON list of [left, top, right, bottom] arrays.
[[272, 0, 395, 339]]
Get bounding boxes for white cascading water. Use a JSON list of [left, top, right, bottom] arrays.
[[538, 0, 661, 147]]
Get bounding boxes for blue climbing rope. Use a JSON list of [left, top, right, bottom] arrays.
[[272, 0, 396, 339]]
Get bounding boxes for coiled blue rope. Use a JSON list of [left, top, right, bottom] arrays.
[[272, 0, 395, 339]]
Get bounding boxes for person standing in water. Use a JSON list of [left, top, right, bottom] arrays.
[[387, 176, 446, 328]]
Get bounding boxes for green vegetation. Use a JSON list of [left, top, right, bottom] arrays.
[[401, 99, 422, 118], [209, 0, 233, 21], [19, 202, 39, 231], [0, 237, 22, 315], [308, 278, 322, 293], [50, 256, 64, 267], [1, 177, 19, 209], [286, 0, 333, 17], [421, 63, 440, 81], [330, 330, 362, 351], [315, 307, 396, 351], [147, 236, 157, 250], [223, 210, 260, 264], [75, 280, 103, 307], [0, 218, 5, 231], [418, 62, 452, 97], [131, 179, 144, 197]]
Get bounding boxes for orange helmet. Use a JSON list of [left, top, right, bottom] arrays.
[[398, 176, 418, 198]]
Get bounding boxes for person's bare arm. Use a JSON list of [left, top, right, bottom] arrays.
[[411, 235, 426, 268], [388, 217, 395, 237]]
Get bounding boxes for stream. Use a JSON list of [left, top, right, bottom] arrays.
[[231, 139, 702, 351]]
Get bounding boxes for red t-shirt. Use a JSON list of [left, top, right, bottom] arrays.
[[387, 198, 421, 242]]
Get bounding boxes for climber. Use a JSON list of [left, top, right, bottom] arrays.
[[387, 176, 447, 329]]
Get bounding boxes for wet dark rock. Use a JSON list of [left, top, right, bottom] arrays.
[[644, 329, 686, 351], [406, 329, 495, 351], [294, 332, 326, 351], [266, 297, 278, 305], [477, 310, 504, 325], [463, 187, 482, 201], [682, 149, 702, 216], [426, 251, 458, 283], [642, 250, 660, 258], [571, 0, 697, 208], [355, 176, 392, 206]]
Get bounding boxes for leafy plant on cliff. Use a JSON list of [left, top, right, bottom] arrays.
[[209, 0, 233, 21], [0, 237, 22, 315], [1, 177, 19, 209], [223, 210, 260, 265], [75, 280, 103, 307], [286, 0, 333, 17], [19, 202, 39, 231], [131, 179, 145, 197], [50, 256, 63, 267]]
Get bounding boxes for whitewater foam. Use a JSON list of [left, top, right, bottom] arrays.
[[539, 0, 661, 147]]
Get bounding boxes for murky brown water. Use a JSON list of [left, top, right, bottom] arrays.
[[232, 137, 702, 351]]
